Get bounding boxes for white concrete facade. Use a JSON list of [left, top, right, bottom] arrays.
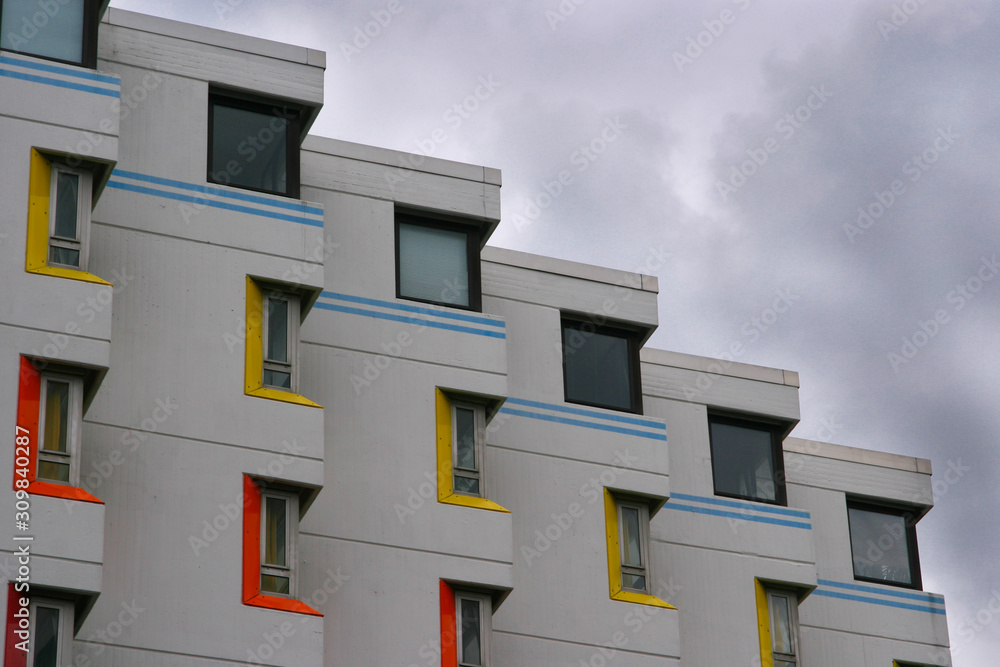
[[0, 6, 951, 667]]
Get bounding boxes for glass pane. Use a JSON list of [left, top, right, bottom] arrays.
[[770, 594, 794, 654], [775, 661, 796, 667], [38, 461, 70, 483], [455, 407, 477, 471], [454, 475, 480, 496], [266, 298, 289, 362], [43, 380, 69, 452], [261, 574, 290, 595], [563, 326, 632, 410], [398, 223, 470, 307], [622, 572, 646, 591], [263, 369, 291, 389], [709, 422, 777, 502], [54, 172, 80, 239], [1, 0, 85, 64], [621, 506, 642, 567], [264, 496, 287, 567], [848, 507, 912, 585], [48, 246, 80, 267], [460, 599, 482, 666], [32, 605, 60, 667], [211, 103, 288, 194]]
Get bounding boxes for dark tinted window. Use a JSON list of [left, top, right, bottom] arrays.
[[848, 503, 921, 589], [395, 213, 481, 311], [562, 320, 640, 413], [709, 416, 785, 504], [1, 0, 95, 66], [209, 94, 301, 197]]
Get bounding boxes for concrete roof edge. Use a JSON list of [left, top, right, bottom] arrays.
[[482, 246, 656, 293], [640, 347, 796, 386], [784, 437, 933, 475]]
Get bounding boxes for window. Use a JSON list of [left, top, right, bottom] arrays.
[[395, 212, 482, 311], [561, 318, 642, 413], [617, 499, 650, 593], [708, 414, 786, 505], [451, 401, 485, 497], [602, 489, 673, 608], [243, 278, 320, 408], [36, 372, 83, 485], [433, 389, 508, 514], [208, 91, 302, 197], [46, 163, 92, 269], [455, 591, 491, 667], [27, 597, 74, 667], [13, 357, 102, 503], [766, 588, 800, 667], [847, 501, 922, 589], [262, 290, 299, 391], [0, 0, 99, 68], [241, 475, 320, 616], [260, 488, 297, 597]]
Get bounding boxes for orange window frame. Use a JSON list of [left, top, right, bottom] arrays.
[[241, 475, 321, 616], [13, 356, 101, 503]]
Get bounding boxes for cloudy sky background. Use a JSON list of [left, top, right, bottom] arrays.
[[112, 0, 998, 662]]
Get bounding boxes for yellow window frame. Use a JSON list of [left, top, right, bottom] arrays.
[[25, 149, 110, 285], [244, 277, 321, 408], [603, 489, 674, 608], [435, 388, 509, 513]]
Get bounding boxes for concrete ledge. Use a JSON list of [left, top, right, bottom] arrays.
[[483, 246, 657, 293], [641, 347, 797, 386], [103, 8, 324, 67], [784, 437, 932, 475]]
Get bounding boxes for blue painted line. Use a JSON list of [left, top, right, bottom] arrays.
[[0, 68, 119, 97], [498, 407, 668, 441], [812, 589, 945, 615], [319, 291, 505, 329], [670, 492, 811, 519], [105, 181, 322, 226], [817, 579, 945, 604], [112, 170, 323, 216], [662, 502, 812, 529], [504, 397, 665, 430], [313, 301, 506, 339], [0, 54, 119, 84]]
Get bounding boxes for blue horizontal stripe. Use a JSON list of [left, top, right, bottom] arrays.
[[112, 170, 323, 216], [498, 407, 667, 441], [670, 492, 811, 519], [812, 589, 945, 615], [0, 54, 119, 84], [662, 502, 812, 529], [313, 301, 505, 339], [105, 180, 323, 226], [817, 579, 945, 604], [0, 68, 119, 97], [505, 397, 665, 430], [319, 291, 505, 329]]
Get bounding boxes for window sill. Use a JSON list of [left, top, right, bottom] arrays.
[[243, 593, 321, 617], [245, 386, 322, 408], [25, 265, 111, 286], [438, 493, 509, 514], [25, 480, 103, 504], [610, 589, 674, 608]]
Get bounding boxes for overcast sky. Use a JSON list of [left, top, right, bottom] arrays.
[[112, 0, 998, 663]]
